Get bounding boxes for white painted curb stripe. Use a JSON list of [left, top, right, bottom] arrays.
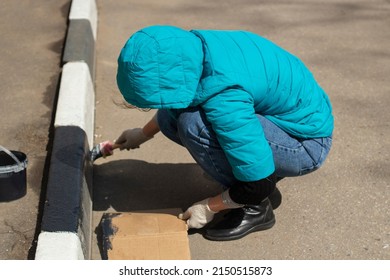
[[35, 232, 84, 260], [54, 61, 95, 148], [69, 0, 98, 40]]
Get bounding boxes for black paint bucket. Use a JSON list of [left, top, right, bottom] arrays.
[[0, 145, 28, 202]]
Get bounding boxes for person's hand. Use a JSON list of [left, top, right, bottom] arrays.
[[178, 199, 216, 229], [115, 128, 153, 150]]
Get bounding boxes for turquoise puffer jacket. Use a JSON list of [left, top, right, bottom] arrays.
[[117, 26, 334, 182]]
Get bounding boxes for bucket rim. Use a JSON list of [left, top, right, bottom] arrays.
[[0, 145, 28, 174]]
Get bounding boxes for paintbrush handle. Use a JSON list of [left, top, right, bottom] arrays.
[[111, 143, 121, 150]]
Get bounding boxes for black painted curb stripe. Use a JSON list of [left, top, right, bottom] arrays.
[[63, 19, 95, 79], [41, 126, 92, 232]]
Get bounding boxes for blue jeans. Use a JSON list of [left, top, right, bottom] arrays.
[[157, 108, 332, 188]]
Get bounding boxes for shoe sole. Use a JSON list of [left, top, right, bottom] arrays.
[[203, 217, 276, 241]]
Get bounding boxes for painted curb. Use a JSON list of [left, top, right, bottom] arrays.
[[35, 232, 84, 260], [38, 125, 93, 259], [35, 0, 97, 260], [62, 20, 96, 80], [54, 62, 95, 148], [69, 0, 98, 40]]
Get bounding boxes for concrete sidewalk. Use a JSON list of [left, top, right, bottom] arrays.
[[92, 0, 390, 259]]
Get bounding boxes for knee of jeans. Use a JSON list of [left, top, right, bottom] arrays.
[[177, 111, 207, 144], [299, 144, 331, 176]]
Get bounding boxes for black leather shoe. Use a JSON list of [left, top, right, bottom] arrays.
[[203, 198, 275, 241]]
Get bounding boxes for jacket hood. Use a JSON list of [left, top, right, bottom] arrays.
[[116, 25, 203, 109]]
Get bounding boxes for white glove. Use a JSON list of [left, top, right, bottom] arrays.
[[178, 199, 216, 229], [115, 128, 153, 150]]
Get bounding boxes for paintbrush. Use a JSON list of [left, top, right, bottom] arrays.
[[90, 141, 120, 162]]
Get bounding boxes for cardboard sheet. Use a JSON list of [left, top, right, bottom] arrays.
[[100, 210, 190, 260]]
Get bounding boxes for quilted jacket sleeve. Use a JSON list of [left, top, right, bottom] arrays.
[[201, 88, 275, 182]]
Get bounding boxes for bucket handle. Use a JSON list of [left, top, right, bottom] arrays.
[[0, 145, 22, 167]]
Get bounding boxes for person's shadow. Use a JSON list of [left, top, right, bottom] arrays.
[[93, 159, 223, 258], [92, 159, 222, 212]]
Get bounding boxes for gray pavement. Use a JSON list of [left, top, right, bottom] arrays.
[[92, 0, 390, 259], [0, 0, 70, 259]]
